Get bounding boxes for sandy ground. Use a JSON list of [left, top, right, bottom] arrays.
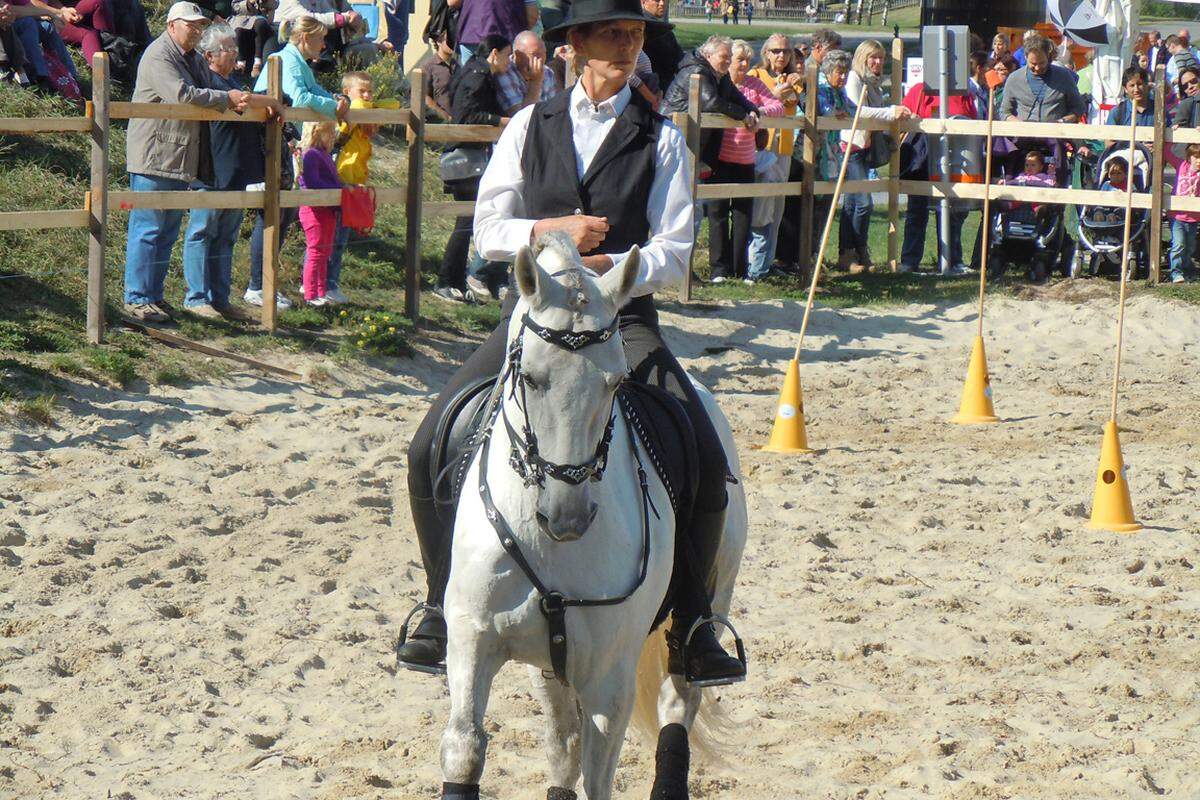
[[2, 288, 1199, 799]]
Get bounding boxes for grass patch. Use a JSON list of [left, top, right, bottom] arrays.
[[15, 393, 58, 426], [84, 347, 139, 387], [153, 363, 191, 386]]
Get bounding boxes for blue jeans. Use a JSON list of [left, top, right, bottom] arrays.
[[13, 17, 78, 83], [248, 206, 299, 291], [747, 223, 778, 280], [1169, 219, 1196, 281], [901, 193, 968, 269], [838, 151, 873, 254], [124, 173, 191, 304], [182, 189, 243, 308], [327, 217, 350, 292]]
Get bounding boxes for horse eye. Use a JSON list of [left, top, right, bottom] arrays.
[[522, 373, 542, 390]]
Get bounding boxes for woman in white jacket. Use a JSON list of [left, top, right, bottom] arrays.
[[839, 40, 912, 270]]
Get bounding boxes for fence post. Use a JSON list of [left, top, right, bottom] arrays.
[[261, 56, 283, 332], [888, 36, 902, 271], [86, 53, 110, 345], [405, 69, 426, 322], [881, 0, 889, 27], [1149, 63, 1166, 284], [681, 72, 701, 303], [866, 0, 875, 25], [800, 60, 818, 275]]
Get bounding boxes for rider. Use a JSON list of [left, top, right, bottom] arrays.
[[400, 0, 747, 686]]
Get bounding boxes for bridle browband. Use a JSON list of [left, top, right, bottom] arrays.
[[476, 293, 656, 686]]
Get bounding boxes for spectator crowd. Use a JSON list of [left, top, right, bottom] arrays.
[[14, 0, 1192, 323]]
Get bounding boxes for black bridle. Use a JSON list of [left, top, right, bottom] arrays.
[[501, 312, 621, 488], [476, 303, 656, 686]]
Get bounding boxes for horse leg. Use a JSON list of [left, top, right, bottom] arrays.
[[529, 667, 582, 799], [577, 666, 638, 800], [440, 632, 503, 799]]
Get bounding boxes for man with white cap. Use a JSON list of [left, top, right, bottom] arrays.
[[123, 1, 271, 323]]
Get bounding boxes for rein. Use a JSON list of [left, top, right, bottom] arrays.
[[476, 307, 656, 685]]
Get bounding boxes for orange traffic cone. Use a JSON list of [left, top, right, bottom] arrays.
[[1087, 421, 1142, 533], [950, 336, 1000, 424], [762, 359, 812, 453]]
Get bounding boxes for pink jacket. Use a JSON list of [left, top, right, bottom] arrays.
[[719, 75, 784, 165], [1167, 149, 1200, 223]]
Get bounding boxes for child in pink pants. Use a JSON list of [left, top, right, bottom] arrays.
[[297, 121, 341, 305]]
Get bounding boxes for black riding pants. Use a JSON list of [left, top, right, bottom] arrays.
[[406, 291, 731, 609]]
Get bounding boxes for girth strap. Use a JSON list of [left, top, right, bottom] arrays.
[[477, 390, 656, 685]]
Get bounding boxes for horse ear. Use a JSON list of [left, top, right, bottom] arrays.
[[598, 246, 640, 308], [514, 245, 549, 306]]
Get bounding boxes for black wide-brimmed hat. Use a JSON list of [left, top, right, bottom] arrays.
[[542, 0, 672, 44]]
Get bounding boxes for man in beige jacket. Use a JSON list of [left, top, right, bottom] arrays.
[[122, 1, 254, 323]]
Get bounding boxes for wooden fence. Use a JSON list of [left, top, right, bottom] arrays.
[[0, 51, 1192, 347]]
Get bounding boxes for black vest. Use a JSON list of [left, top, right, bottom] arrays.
[[520, 90, 664, 259]]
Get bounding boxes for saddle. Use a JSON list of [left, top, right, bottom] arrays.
[[428, 377, 699, 547]]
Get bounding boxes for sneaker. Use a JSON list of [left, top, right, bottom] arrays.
[[307, 296, 330, 307], [325, 288, 349, 304], [711, 276, 727, 284], [242, 289, 293, 309], [154, 299, 177, 317], [1173, 274, 1187, 284], [497, 285, 511, 303], [466, 275, 493, 303], [124, 303, 169, 323], [743, 277, 757, 285], [897, 263, 916, 274], [942, 263, 971, 277], [432, 285, 468, 303], [185, 303, 223, 320]]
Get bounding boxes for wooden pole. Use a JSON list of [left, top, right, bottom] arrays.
[[86, 53, 110, 345], [1109, 115, 1138, 424], [682, 73, 701, 302], [888, 35, 902, 271], [793, 87, 868, 362], [405, 68, 426, 322], [261, 56, 283, 332], [1148, 63, 1166, 284], [800, 60, 818, 275], [975, 87, 995, 339]]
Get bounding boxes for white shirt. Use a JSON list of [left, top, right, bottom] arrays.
[[473, 81, 694, 297]]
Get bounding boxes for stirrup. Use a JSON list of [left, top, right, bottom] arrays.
[[396, 602, 447, 676], [682, 613, 748, 688]]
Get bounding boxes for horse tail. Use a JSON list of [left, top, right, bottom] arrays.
[[631, 629, 734, 765]]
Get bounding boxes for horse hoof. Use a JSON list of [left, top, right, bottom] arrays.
[[442, 782, 480, 800], [547, 788, 578, 800]]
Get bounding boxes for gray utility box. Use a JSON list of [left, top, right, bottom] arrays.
[[921, 25, 970, 95]]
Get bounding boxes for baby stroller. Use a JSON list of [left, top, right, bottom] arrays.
[[1072, 142, 1151, 280], [987, 139, 1071, 282]]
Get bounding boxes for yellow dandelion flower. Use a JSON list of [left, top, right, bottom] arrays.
[[388, 326, 396, 333], [357, 339, 366, 348], [370, 325, 377, 333]]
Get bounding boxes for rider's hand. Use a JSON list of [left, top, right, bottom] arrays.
[[534, 215, 610, 252]]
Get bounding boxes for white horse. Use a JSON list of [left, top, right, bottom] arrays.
[[439, 233, 748, 800]]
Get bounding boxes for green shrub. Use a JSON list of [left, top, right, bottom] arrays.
[[85, 348, 138, 387]]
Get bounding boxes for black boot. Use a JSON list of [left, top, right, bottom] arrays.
[[398, 482, 454, 675], [665, 505, 747, 686], [396, 606, 447, 674]]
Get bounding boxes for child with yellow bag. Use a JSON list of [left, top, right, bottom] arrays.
[[326, 71, 400, 304]]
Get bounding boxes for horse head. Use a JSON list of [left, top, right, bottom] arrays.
[[506, 232, 641, 542]]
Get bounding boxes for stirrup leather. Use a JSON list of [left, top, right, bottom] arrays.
[[682, 614, 748, 688], [396, 602, 447, 676]]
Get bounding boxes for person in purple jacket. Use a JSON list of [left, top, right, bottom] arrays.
[[296, 119, 342, 305], [455, 0, 539, 62]]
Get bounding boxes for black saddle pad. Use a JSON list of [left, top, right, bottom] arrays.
[[427, 378, 699, 534]]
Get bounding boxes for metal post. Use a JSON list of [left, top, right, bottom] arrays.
[[86, 53, 110, 345], [938, 25, 952, 275]]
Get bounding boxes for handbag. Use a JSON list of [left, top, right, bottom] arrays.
[[340, 186, 377, 235], [439, 146, 489, 183], [865, 130, 895, 169]]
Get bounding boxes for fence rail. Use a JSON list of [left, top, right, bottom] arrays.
[[0, 52, 1176, 346]]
